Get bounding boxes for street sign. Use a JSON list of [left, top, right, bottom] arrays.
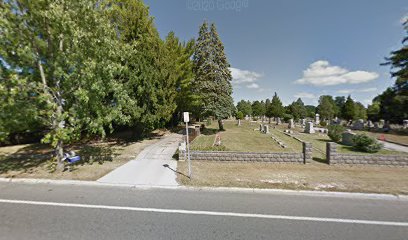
[[183, 112, 189, 123]]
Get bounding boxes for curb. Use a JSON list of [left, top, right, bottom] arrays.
[[0, 177, 407, 201]]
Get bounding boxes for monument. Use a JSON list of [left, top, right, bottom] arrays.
[[352, 119, 364, 130], [305, 121, 315, 134], [403, 120, 408, 129], [342, 130, 356, 146], [288, 119, 295, 129], [315, 114, 320, 125], [263, 125, 270, 134], [276, 117, 281, 125]]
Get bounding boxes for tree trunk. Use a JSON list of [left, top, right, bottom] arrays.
[[55, 139, 64, 170], [218, 119, 224, 131]]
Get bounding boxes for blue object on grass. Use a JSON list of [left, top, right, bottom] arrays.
[[66, 155, 81, 164]]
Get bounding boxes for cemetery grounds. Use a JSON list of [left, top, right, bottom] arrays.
[[178, 120, 408, 194]]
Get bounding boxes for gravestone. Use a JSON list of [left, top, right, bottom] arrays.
[[288, 119, 295, 129], [352, 119, 364, 130], [276, 117, 281, 125], [379, 119, 385, 128], [305, 122, 315, 134], [342, 130, 356, 146], [259, 124, 263, 132], [300, 119, 306, 126], [367, 120, 373, 128], [374, 122, 379, 129], [315, 114, 320, 125], [263, 125, 270, 134], [403, 120, 408, 129]]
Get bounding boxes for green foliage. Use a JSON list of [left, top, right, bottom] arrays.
[[267, 92, 284, 118], [367, 101, 381, 121], [206, 118, 212, 126], [283, 114, 293, 122], [305, 105, 316, 118], [288, 98, 306, 120], [354, 102, 367, 120], [343, 96, 356, 120], [320, 121, 327, 127], [317, 95, 337, 120], [193, 22, 234, 130], [251, 100, 265, 117], [235, 111, 244, 120], [0, 65, 43, 142], [352, 134, 383, 153], [377, 20, 408, 123], [334, 96, 346, 118], [236, 100, 252, 116], [328, 125, 345, 142]]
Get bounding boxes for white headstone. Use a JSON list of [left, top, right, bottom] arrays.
[[315, 114, 320, 125], [305, 122, 315, 134], [403, 120, 408, 129], [288, 119, 295, 129], [264, 125, 269, 134]]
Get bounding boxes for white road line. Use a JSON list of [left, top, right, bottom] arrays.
[[0, 199, 407, 227]]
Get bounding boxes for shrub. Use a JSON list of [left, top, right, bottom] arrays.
[[206, 118, 212, 126], [236, 111, 244, 120], [328, 125, 345, 142], [352, 134, 383, 153], [320, 121, 327, 127], [283, 114, 293, 122]]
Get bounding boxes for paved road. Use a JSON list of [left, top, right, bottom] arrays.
[[0, 182, 407, 240], [380, 140, 408, 153], [97, 133, 182, 186]]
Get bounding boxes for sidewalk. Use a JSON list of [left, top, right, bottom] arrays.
[[97, 133, 182, 186]]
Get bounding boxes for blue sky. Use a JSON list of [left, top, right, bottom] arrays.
[[144, 0, 407, 106]]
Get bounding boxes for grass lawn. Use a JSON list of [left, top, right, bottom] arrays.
[[191, 120, 301, 152], [0, 130, 166, 180], [177, 161, 408, 195], [290, 130, 404, 159], [354, 130, 408, 146]]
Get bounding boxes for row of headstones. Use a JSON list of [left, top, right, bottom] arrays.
[[347, 119, 408, 130]]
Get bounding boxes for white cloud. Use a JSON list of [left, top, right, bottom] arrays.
[[336, 87, 377, 94], [229, 67, 263, 84], [246, 83, 259, 89], [294, 92, 316, 99], [295, 60, 379, 86]]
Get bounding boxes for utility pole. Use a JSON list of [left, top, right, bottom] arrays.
[[183, 112, 192, 178]]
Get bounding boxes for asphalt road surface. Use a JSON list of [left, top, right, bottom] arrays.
[[0, 182, 407, 240]]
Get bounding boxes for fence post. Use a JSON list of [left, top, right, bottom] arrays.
[[326, 142, 337, 165], [303, 142, 312, 164]]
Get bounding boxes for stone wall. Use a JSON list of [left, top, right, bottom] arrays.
[[180, 142, 312, 164], [326, 142, 408, 166]]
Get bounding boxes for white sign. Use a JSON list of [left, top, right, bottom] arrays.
[[183, 112, 190, 123]]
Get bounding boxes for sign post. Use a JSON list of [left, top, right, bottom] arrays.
[[183, 112, 192, 178]]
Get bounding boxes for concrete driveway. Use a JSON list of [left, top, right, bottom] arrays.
[[97, 133, 182, 186]]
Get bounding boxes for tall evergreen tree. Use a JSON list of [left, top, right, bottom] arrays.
[[343, 95, 356, 121], [378, 19, 408, 123], [193, 22, 234, 130], [317, 95, 336, 120], [251, 100, 264, 117], [288, 98, 306, 120], [267, 92, 284, 120]]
